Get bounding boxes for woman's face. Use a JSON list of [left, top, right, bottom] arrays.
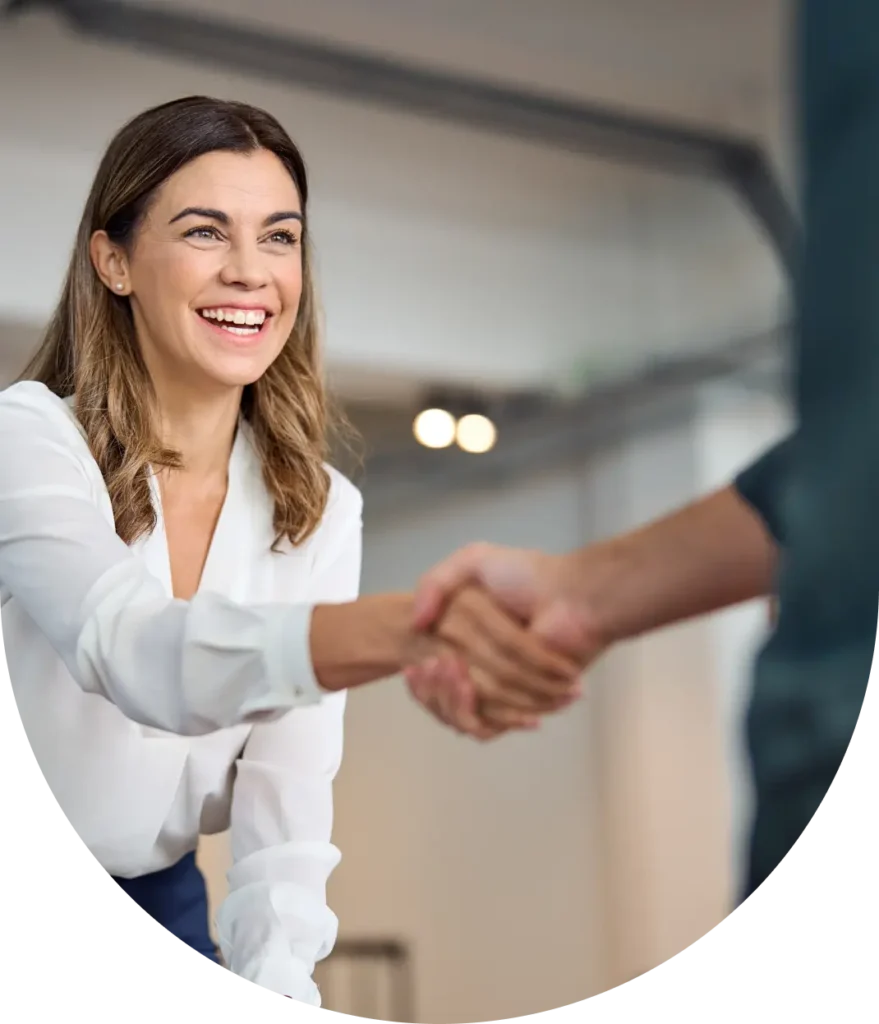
[[95, 148, 304, 392]]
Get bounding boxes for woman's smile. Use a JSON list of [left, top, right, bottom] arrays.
[[195, 305, 274, 345]]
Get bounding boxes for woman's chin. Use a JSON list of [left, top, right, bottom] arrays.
[[212, 368, 268, 389], [198, 353, 276, 389]]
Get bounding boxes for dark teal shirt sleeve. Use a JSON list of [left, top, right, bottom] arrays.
[[733, 434, 794, 546]]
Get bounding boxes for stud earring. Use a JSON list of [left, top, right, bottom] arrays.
[[115, 282, 124, 291]]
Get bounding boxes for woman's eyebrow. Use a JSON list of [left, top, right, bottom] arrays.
[[169, 206, 228, 225], [168, 208, 302, 227], [263, 211, 303, 227]]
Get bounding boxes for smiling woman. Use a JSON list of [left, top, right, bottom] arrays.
[[0, 96, 581, 1003], [36, 104, 325, 551]]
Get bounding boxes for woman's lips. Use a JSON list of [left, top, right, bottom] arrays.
[[195, 309, 271, 345]]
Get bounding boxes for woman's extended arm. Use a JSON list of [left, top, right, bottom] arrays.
[[0, 385, 577, 738]]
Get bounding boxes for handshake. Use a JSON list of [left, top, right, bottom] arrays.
[[315, 487, 765, 735], [402, 542, 610, 740]]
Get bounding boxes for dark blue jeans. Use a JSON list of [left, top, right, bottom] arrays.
[[113, 852, 219, 963]]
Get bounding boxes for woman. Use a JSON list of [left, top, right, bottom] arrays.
[[0, 97, 579, 1003]]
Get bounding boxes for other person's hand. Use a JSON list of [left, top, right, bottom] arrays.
[[406, 543, 613, 738]]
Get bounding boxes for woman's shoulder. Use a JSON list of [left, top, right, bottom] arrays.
[[324, 465, 363, 523], [0, 381, 88, 445], [323, 464, 360, 512], [264, 465, 361, 567]]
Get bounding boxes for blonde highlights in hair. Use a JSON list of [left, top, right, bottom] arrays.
[[21, 96, 336, 549]]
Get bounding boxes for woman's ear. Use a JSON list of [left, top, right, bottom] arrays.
[[90, 230, 130, 296]]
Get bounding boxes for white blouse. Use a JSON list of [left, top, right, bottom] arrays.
[[0, 381, 363, 1004]]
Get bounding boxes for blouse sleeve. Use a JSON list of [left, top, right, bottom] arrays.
[[0, 383, 325, 735], [215, 480, 362, 1003]]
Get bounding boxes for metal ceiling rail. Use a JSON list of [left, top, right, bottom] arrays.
[[5, 0, 799, 275]]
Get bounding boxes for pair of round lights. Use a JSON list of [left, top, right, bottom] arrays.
[[413, 408, 498, 454]]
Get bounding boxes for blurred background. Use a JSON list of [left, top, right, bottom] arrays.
[[0, 1, 795, 1021]]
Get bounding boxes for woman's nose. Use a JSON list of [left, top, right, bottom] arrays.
[[219, 243, 270, 289]]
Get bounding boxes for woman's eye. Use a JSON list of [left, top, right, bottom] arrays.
[[183, 225, 299, 245], [185, 225, 222, 241], [266, 230, 299, 246]]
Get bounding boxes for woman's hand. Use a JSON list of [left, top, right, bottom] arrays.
[[402, 585, 582, 739]]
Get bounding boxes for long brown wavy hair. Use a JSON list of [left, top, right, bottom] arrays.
[[21, 95, 343, 550]]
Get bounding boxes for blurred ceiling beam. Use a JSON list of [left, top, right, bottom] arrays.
[[6, 0, 798, 274]]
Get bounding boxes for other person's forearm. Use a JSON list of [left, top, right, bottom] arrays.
[[569, 485, 778, 646]]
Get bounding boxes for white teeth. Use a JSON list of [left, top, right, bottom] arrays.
[[199, 308, 267, 325]]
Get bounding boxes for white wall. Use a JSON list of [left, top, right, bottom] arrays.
[[580, 387, 791, 989], [210, 388, 788, 1024], [333, 391, 790, 1020]]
